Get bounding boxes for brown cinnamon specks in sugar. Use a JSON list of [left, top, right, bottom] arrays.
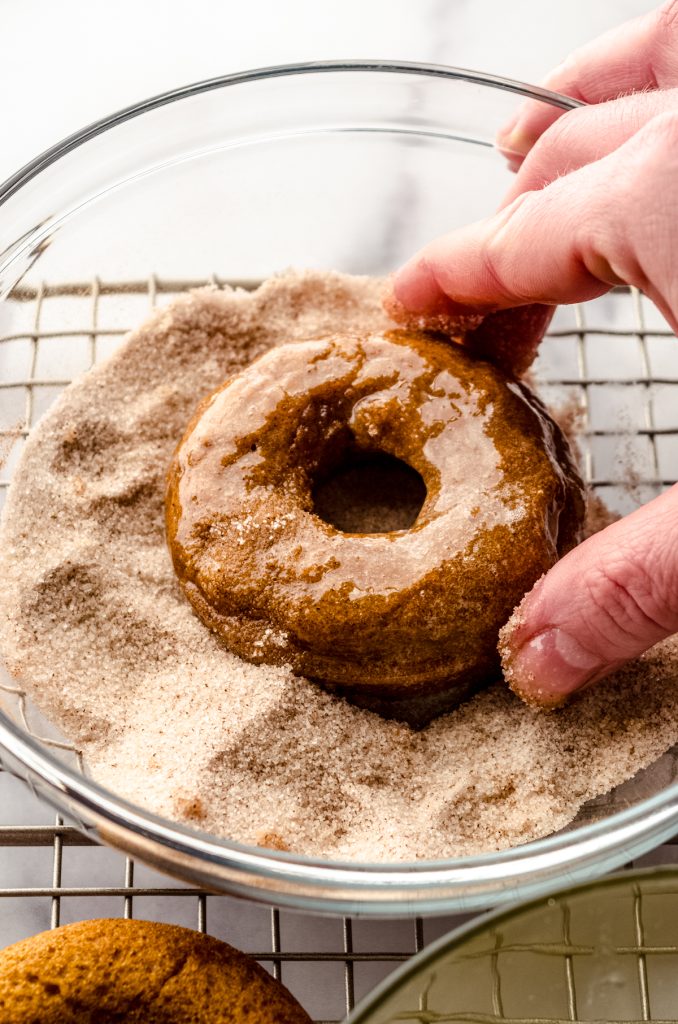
[[1, 270, 678, 860]]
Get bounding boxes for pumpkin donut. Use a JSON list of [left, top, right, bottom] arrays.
[[166, 329, 585, 726], [0, 918, 311, 1022]]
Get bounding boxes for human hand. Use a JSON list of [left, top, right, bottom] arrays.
[[499, 0, 678, 168], [384, 2, 678, 708]]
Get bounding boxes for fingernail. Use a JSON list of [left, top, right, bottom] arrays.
[[497, 107, 521, 144], [499, 123, 534, 159], [496, 102, 534, 158], [505, 628, 604, 706], [392, 258, 439, 313]]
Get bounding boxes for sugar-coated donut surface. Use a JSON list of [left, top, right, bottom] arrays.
[[0, 918, 312, 1022], [167, 329, 585, 725]]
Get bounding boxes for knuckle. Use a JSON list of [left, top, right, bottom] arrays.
[[621, 112, 678, 210], [658, 0, 678, 34], [548, 50, 580, 86], [484, 194, 536, 304], [583, 548, 675, 655], [631, 113, 678, 169], [582, 570, 650, 654], [537, 107, 577, 153], [653, 489, 678, 616], [646, 109, 678, 151], [609, 113, 678, 231], [482, 236, 514, 301], [523, 106, 591, 178]]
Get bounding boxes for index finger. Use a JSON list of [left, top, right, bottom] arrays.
[[389, 114, 678, 374]]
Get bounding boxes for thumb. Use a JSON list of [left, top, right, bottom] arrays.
[[500, 485, 678, 708]]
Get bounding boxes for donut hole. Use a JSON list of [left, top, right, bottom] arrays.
[[311, 451, 426, 534]]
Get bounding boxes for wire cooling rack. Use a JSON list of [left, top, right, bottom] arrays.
[[350, 870, 678, 1024], [0, 277, 677, 1022]]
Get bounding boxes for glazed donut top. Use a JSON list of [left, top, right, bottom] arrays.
[[167, 328, 583, 721], [170, 329, 570, 594]]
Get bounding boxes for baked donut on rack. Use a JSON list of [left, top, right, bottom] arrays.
[[166, 329, 585, 727], [0, 918, 311, 1022]]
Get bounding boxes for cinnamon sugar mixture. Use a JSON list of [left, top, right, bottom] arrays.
[[1, 271, 677, 861]]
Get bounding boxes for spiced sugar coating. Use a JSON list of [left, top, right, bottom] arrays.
[[0, 918, 311, 1023], [167, 328, 585, 726], [3, 271, 678, 859]]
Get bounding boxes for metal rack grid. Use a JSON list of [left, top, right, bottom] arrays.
[[0, 768, 443, 1023], [0, 277, 677, 1022], [0, 771, 446, 1023]]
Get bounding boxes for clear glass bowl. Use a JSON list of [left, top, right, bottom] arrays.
[[347, 866, 678, 1022], [1, 62, 677, 916]]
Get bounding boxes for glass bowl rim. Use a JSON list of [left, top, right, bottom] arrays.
[[0, 59, 581, 206], [2, 59, 676, 908]]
